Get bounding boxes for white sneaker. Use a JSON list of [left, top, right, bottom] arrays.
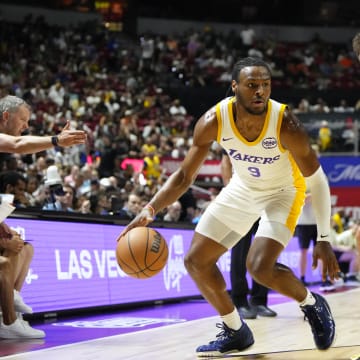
[[0, 318, 45, 339], [13, 289, 33, 314]]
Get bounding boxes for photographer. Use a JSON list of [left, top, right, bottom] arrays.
[[42, 183, 76, 212]]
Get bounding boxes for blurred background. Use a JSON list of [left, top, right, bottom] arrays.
[[0, 0, 359, 220]]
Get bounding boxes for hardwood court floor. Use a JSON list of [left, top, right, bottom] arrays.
[[1, 286, 359, 360]]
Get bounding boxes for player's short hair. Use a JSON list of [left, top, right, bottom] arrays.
[[231, 57, 272, 82]]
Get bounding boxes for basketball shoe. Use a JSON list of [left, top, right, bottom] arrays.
[[196, 322, 254, 357], [300, 292, 335, 350], [319, 279, 335, 292]]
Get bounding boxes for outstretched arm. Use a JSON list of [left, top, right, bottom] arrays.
[[0, 121, 86, 154]]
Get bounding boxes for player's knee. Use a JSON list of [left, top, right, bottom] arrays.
[[184, 252, 199, 273], [184, 252, 214, 274], [246, 254, 272, 284], [0, 256, 10, 273], [23, 242, 34, 259]]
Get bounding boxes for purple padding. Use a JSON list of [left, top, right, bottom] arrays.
[[6, 218, 320, 313]]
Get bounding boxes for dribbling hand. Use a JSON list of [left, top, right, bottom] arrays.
[[117, 207, 154, 241], [312, 241, 341, 281]]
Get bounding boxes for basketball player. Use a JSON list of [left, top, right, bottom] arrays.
[[121, 57, 339, 356], [352, 32, 360, 61], [0, 95, 86, 338]]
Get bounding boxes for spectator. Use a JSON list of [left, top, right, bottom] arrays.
[[0, 94, 85, 338], [317, 120, 332, 152], [0, 171, 32, 208], [142, 148, 163, 187], [332, 207, 349, 234], [117, 193, 142, 220], [42, 184, 76, 212], [163, 201, 182, 222], [330, 221, 360, 283], [341, 120, 356, 152]]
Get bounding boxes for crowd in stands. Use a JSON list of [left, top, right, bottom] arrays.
[[0, 15, 359, 221]]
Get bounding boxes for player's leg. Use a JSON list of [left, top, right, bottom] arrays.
[[0, 254, 43, 339], [0, 256, 16, 325], [3, 244, 33, 314], [14, 242, 34, 291], [247, 236, 306, 300], [188, 212, 256, 356], [185, 228, 239, 316]]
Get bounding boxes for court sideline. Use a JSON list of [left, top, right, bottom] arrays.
[[1, 285, 359, 359]]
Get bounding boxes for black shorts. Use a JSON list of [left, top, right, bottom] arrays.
[[295, 224, 317, 249]]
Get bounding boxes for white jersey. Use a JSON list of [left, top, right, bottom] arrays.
[[216, 97, 305, 192]]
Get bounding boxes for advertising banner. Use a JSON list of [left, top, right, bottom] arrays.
[[319, 156, 360, 188], [6, 217, 320, 314]]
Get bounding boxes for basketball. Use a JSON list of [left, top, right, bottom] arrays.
[[116, 227, 168, 279]]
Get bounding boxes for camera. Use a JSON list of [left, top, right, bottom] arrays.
[[44, 165, 65, 197]]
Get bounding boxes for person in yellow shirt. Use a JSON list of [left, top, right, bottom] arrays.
[[318, 120, 332, 152], [142, 148, 162, 187], [332, 208, 348, 234]]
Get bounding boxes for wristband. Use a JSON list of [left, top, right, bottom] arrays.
[[51, 136, 59, 147]]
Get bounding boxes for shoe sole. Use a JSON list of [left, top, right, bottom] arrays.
[[319, 287, 336, 292], [240, 314, 257, 319], [257, 312, 277, 317], [196, 340, 254, 357]]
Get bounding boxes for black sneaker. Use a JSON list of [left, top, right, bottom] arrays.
[[319, 280, 335, 292], [345, 274, 360, 285], [300, 293, 335, 350], [252, 304, 277, 317], [196, 322, 254, 357], [238, 305, 257, 319]]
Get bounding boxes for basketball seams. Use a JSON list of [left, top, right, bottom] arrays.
[[116, 232, 142, 276], [116, 227, 169, 279], [144, 230, 168, 270], [127, 229, 144, 273], [144, 227, 150, 267]]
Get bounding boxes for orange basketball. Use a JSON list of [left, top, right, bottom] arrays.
[[116, 227, 168, 279]]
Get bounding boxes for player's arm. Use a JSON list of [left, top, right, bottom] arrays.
[[149, 106, 217, 213], [280, 108, 340, 280], [0, 121, 86, 154], [280, 108, 319, 176], [119, 106, 218, 237]]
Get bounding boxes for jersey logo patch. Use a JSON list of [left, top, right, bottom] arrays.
[[222, 137, 233, 142], [262, 137, 277, 149]]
